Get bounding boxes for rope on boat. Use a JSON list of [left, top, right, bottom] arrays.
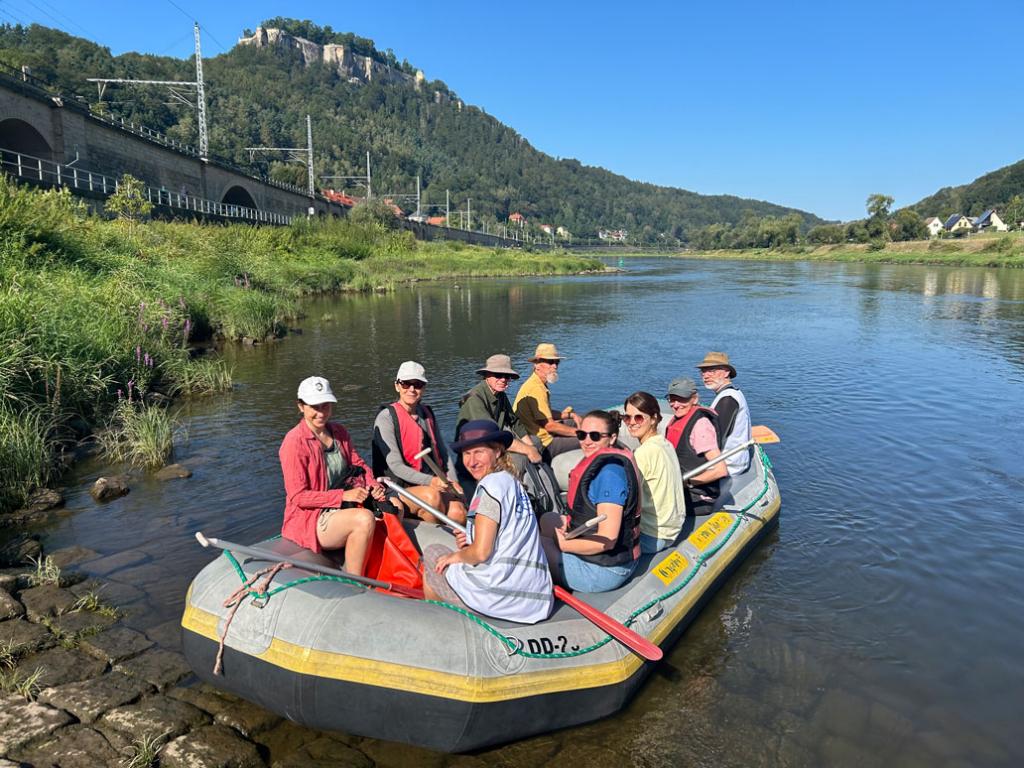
[[215, 445, 774, 661], [214, 561, 291, 675]]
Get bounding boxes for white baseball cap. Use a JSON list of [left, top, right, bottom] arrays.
[[395, 361, 427, 383], [297, 376, 337, 405]]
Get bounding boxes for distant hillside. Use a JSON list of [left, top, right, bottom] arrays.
[[0, 20, 826, 242], [906, 158, 1024, 220]]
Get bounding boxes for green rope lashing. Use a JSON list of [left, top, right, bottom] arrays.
[[219, 446, 774, 661]]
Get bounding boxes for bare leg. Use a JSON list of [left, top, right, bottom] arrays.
[[316, 507, 376, 576], [396, 485, 444, 523]]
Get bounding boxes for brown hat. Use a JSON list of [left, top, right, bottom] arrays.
[[528, 343, 565, 363], [695, 351, 737, 378], [477, 353, 519, 379]]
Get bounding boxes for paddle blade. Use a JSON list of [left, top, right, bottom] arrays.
[[553, 586, 663, 661], [752, 425, 780, 444]]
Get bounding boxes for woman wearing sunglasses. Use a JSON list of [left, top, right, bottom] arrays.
[[423, 419, 553, 623], [372, 361, 467, 525], [623, 392, 686, 554], [279, 376, 385, 575], [539, 410, 642, 592]]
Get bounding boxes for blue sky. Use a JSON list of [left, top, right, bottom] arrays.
[[2, 0, 1022, 221]]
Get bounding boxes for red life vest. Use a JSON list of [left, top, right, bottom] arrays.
[[566, 446, 642, 567], [372, 402, 447, 484], [666, 406, 722, 515]]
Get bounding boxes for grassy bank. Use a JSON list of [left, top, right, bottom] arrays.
[[679, 231, 1024, 268], [0, 176, 599, 514]]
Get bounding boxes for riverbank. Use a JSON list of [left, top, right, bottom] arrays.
[[679, 231, 1024, 267], [0, 176, 600, 516]]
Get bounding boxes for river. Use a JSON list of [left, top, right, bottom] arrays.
[[34, 257, 1024, 765]]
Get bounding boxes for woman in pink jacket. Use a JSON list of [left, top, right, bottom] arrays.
[[279, 376, 385, 575]]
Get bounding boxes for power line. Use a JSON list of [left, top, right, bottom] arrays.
[[160, 0, 228, 54], [24, 0, 93, 38]]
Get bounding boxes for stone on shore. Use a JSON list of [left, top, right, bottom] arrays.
[[114, 647, 192, 691], [48, 544, 99, 568], [161, 724, 265, 768], [46, 606, 119, 638], [0, 616, 55, 651], [13, 646, 107, 688], [18, 584, 77, 621], [0, 570, 21, 592], [0, 692, 73, 754], [0, 536, 41, 566], [156, 463, 193, 480], [0, 589, 25, 620], [81, 625, 153, 664], [271, 736, 373, 768], [38, 670, 152, 723], [90, 474, 130, 502], [169, 685, 282, 738], [8, 724, 120, 768], [1, 488, 64, 528], [99, 694, 209, 742]]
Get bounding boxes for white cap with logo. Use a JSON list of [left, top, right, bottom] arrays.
[[297, 376, 337, 405], [395, 361, 428, 383]]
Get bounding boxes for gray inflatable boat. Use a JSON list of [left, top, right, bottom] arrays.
[[181, 445, 780, 752]]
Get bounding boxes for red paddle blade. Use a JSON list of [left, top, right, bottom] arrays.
[[553, 586, 663, 661]]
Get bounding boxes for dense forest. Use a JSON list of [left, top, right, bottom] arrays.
[[0, 20, 825, 243], [906, 159, 1024, 223]]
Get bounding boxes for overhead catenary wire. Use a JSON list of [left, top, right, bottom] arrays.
[[160, 0, 229, 54]]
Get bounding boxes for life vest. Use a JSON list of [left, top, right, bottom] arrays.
[[666, 406, 721, 512], [371, 402, 447, 484], [566, 447, 642, 567]]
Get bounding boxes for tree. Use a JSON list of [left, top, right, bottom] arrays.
[[105, 174, 152, 234], [1003, 195, 1024, 230], [890, 209, 926, 241], [866, 194, 894, 220]]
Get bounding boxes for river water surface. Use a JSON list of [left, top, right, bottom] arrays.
[[36, 258, 1024, 766]]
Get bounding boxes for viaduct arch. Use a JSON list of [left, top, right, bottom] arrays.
[[0, 117, 53, 160]]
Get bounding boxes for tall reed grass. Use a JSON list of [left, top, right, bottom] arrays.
[[0, 175, 599, 512]]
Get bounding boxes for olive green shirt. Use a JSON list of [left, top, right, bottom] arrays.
[[456, 380, 525, 440]]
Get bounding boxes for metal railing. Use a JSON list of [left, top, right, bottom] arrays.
[[0, 146, 294, 226]]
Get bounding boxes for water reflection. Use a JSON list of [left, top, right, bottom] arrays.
[[21, 258, 1024, 765]]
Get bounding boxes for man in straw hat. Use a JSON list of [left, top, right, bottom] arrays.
[[456, 354, 543, 467], [696, 351, 752, 475], [514, 343, 581, 460]]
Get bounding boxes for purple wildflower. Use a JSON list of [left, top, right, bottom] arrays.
[[144, 353, 152, 367], [135, 345, 141, 363], [184, 319, 192, 338], [117, 389, 123, 400], [161, 316, 169, 330]]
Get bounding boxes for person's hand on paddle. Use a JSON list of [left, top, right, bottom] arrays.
[[343, 487, 370, 504], [429, 476, 449, 493], [369, 485, 386, 502]]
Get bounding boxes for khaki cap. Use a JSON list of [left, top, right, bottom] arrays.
[[528, 343, 566, 363], [695, 351, 737, 378]]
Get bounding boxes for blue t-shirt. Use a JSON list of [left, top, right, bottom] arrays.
[[587, 463, 628, 506]]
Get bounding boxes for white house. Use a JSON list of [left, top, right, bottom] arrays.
[[924, 217, 944, 238], [972, 210, 1008, 232]]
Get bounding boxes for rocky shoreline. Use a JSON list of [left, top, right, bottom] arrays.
[[0, 541, 485, 768]]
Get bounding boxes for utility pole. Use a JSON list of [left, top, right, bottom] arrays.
[[88, 22, 210, 158], [366, 152, 372, 200], [446, 189, 450, 227], [306, 115, 314, 198], [467, 199, 472, 232], [193, 23, 208, 158], [415, 175, 421, 217]]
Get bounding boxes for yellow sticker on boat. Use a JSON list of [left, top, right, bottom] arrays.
[[688, 512, 735, 553], [652, 551, 688, 585]]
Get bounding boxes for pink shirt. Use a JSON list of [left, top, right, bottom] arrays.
[[689, 417, 718, 455]]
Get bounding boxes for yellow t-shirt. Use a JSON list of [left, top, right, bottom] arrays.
[[634, 434, 686, 541], [513, 372, 553, 447]]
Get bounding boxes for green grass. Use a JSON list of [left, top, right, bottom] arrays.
[[120, 731, 168, 768], [97, 399, 178, 469], [0, 665, 44, 700], [681, 231, 1024, 267], [0, 175, 601, 513], [26, 554, 62, 587]]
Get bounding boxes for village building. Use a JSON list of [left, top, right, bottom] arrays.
[[509, 212, 526, 227], [972, 209, 1008, 232], [943, 214, 973, 233], [924, 217, 944, 238]]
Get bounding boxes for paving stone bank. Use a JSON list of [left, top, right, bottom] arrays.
[[1, 540, 492, 768]]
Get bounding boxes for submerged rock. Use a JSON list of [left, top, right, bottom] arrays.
[[90, 475, 130, 502], [0, 536, 41, 566], [156, 463, 193, 481]]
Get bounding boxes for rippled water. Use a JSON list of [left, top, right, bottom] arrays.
[[28, 258, 1024, 765]]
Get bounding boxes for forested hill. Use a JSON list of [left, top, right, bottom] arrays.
[[0, 20, 825, 241], [906, 158, 1024, 220]]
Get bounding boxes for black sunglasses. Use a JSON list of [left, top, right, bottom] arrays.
[[397, 380, 426, 390], [537, 358, 561, 365], [575, 430, 612, 442]]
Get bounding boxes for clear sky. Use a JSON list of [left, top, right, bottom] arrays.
[[2, 0, 1022, 221]]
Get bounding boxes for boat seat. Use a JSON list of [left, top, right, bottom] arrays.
[[260, 537, 346, 570]]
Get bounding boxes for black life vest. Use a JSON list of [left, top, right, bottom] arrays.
[[566, 448, 641, 567]]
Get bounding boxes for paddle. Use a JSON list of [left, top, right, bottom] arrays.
[[563, 514, 606, 540], [194, 532, 424, 599], [751, 425, 780, 444], [381, 479, 663, 662], [683, 438, 757, 482]]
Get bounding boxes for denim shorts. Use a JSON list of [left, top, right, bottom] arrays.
[[640, 532, 676, 555], [559, 553, 638, 593]]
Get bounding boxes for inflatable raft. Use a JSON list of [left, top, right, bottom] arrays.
[[181, 445, 780, 752]]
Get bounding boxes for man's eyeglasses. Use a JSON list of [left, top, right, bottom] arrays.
[[575, 430, 612, 442], [397, 380, 426, 390], [621, 413, 649, 425], [488, 373, 513, 380], [537, 358, 560, 365]]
